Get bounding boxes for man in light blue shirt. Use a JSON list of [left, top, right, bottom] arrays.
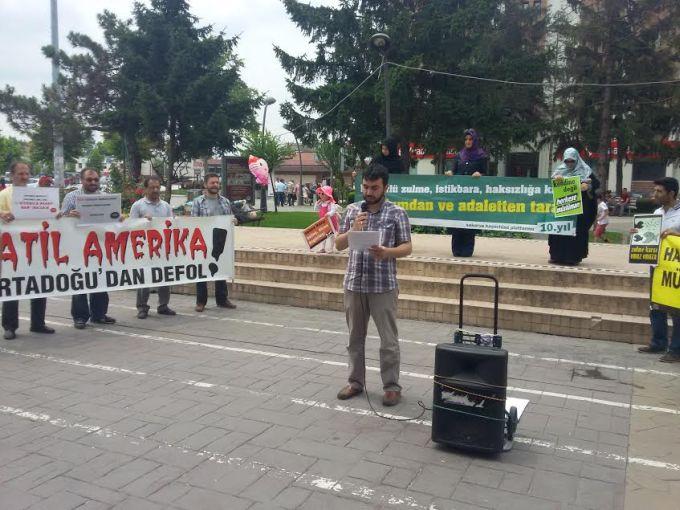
[[129, 176, 176, 319], [274, 179, 287, 207], [638, 177, 680, 363]]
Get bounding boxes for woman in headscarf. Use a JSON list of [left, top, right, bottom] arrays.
[[548, 147, 600, 265], [373, 136, 407, 174], [448, 129, 488, 257]]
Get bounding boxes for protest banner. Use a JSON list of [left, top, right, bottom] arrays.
[[356, 175, 576, 235], [651, 234, 680, 312], [551, 176, 584, 218], [0, 216, 234, 302], [11, 187, 60, 220], [629, 214, 663, 264], [302, 216, 334, 249]]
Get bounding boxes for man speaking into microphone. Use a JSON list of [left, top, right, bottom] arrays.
[[335, 164, 412, 406]]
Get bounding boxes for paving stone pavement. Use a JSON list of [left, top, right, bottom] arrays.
[[0, 291, 679, 509]]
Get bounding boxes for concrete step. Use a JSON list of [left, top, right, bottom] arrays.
[[235, 249, 648, 292], [235, 262, 649, 317], [222, 279, 649, 344]]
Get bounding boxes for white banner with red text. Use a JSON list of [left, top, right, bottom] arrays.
[[0, 216, 234, 302]]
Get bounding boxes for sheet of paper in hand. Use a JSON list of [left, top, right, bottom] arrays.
[[629, 214, 662, 264], [348, 230, 382, 251], [76, 193, 122, 225], [11, 187, 60, 220]]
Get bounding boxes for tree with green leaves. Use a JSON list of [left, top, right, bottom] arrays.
[[0, 134, 27, 171], [276, 0, 550, 171], [0, 86, 90, 169], [240, 131, 295, 211], [548, 0, 680, 190], [53, 0, 259, 199]]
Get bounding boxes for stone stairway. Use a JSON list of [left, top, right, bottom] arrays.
[[183, 248, 654, 344]]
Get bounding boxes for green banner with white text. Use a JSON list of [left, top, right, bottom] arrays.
[[356, 175, 576, 236]]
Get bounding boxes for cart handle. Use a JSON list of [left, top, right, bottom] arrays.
[[459, 273, 499, 334]]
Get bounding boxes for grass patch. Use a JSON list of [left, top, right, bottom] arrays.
[[589, 230, 625, 244], [256, 211, 319, 229]]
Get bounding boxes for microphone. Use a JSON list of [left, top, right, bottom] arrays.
[[356, 201, 368, 231]]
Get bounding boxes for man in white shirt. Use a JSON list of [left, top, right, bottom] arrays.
[[129, 176, 176, 319], [638, 177, 680, 362], [0, 161, 56, 339]]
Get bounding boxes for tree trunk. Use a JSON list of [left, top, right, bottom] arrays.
[[165, 119, 176, 203], [126, 135, 142, 182], [595, 4, 615, 190]]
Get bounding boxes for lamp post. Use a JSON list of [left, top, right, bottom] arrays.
[[260, 96, 276, 211], [51, 0, 64, 187], [370, 33, 392, 139], [261, 96, 276, 135]]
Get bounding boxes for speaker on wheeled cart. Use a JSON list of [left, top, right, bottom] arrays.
[[431, 274, 515, 454]]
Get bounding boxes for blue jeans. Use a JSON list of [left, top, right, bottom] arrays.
[[650, 309, 680, 353]]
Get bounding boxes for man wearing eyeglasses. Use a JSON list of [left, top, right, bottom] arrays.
[[59, 168, 117, 329]]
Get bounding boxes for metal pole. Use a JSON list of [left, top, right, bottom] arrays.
[[259, 106, 268, 212], [339, 146, 345, 203], [384, 60, 391, 139], [51, 0, 64, 187], [261, 105, 268, 136], [295, 136, 304, 206], [221, 156, 228, 198]]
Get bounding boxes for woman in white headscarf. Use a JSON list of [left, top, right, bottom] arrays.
[[548, 148, 600, 265]]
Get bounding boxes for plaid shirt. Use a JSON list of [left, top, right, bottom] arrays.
[[61, 188, 101, 214], [191, 194, 232, 217], [340, 199, 411, 293]]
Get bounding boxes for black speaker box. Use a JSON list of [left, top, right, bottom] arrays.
[[431, 342, 508, 453]]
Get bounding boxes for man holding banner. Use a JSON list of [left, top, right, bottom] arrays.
[[192, 173, 237, 311], [638, 177, 680, 362], [0, 161, 56, 340], [129, 176, 176, 319], [59, 168, 117, 329]]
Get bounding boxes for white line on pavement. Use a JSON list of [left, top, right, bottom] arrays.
[[18, 314, 680, 416], [60, 298, 680, 379], [19, 315, 680, 417], [0, 404, 439, 510], [3, 344, 680, 474], [1, 379, 678, 475], [290, 398, 679, 472], [54, 319, 675, 417]]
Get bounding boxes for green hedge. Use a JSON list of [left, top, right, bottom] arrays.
[[634, 198, 657, 214]]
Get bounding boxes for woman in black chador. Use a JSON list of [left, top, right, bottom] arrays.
[[373, 137, 407, 174], [449, 129, 488, 257], [548, 148, 599, 265]]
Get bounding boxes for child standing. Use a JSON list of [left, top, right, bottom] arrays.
[[594, 195, 609, 242], [314, 185, 340, 253]]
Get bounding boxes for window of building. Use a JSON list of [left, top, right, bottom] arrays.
[[633, 161, 666, 181]]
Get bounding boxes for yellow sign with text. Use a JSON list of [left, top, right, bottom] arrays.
[[652, 235, 680, 312]]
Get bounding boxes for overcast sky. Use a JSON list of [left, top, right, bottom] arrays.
[[0, 0, 337, 143]]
